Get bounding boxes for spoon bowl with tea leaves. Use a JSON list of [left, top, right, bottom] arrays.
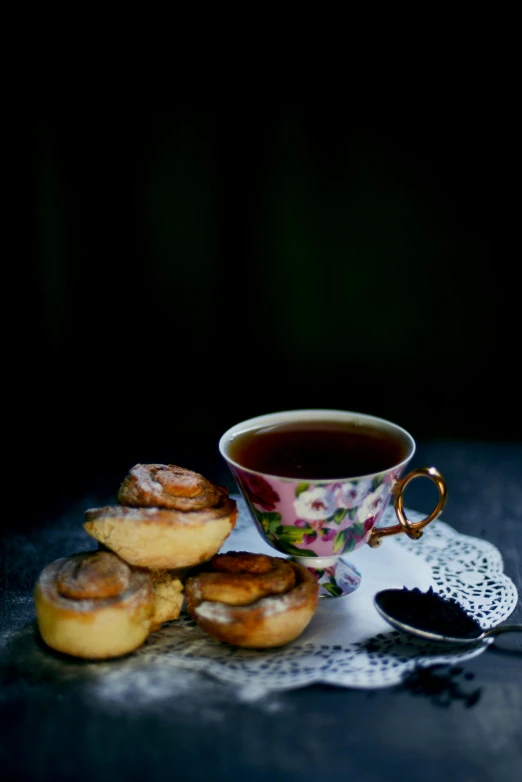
[[374, 587, 522, 646]]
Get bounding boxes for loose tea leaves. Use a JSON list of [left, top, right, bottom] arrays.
[[378, 586, 484, 639]]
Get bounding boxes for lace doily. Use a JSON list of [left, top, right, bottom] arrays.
[[123, 495, 518, 692]]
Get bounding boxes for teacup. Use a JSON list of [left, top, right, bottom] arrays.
[[219, 409, 447, 598]]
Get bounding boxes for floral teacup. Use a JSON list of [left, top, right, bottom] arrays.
[[219, 409, 447, 598]]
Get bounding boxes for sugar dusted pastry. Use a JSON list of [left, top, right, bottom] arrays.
[[117, 463, 223, 511], [34, 551, 154, 659], [84, 464, 238, 569], [185, 551, 319, 649]]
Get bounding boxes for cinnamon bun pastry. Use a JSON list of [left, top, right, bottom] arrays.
[[34, 551, 154, 659], [95, 542, 186, 631], [117, 463, 223, 511], [84, 464, 238, 570], [185, 552, 319, 649]]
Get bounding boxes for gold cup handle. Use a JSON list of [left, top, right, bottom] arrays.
[[368, 467, 448, 548]]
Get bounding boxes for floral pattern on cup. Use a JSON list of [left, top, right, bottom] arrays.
[[231, 466, 404, 559], [237, 471, 281, 511], [306, 561, 362, 598]]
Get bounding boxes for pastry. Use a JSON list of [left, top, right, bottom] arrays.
[[95, 542, 186, 631], [185, 551, 319, 649], [34, 551, 154, 659], [84, 464, 238, 569], [117, 463, 223, 511], [144, 566, 185, 632]]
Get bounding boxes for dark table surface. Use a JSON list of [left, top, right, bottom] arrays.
[[1, 440, 521, 782]]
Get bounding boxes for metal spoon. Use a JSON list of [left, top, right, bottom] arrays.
[[374, 589, 522, 646]]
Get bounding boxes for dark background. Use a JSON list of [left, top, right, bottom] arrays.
[[12, 106, 519, 529]]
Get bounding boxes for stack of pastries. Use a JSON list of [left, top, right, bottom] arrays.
[[34, 463, 319, 659]]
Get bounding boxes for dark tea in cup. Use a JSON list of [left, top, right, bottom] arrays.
[[226, 419, 410, 480]]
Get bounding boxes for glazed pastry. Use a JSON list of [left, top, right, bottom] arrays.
[[84, 464, 238, 569], [185, 551, 319, 649], [34, 551, 154, 659]]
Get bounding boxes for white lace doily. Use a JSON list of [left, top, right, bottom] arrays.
[[119, 495, 519, 692]]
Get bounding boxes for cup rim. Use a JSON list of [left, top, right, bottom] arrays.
[[218, 408, 416, 483]]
